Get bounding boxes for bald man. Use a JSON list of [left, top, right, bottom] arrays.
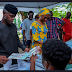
[[62, 12, 72, 42]]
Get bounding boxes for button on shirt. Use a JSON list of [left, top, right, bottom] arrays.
[[46, 17, 63, 39], [22, 18, 35, 40]]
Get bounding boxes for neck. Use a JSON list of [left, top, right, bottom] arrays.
[[65, 17, 69, 19], [40, 19, 44, 23], [1, 18, 7, 25]]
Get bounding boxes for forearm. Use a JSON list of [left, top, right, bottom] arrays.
[[36, 41, 43, 44], [59, 21, 65, 29], [23, 30, 25, 37], [30, 29, 32, 42], [17, 34, 26, 51], [30, 56, 35, 70]]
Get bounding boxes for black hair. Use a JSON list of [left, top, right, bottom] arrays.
[[42, 39, 71, 70], [28, 11, 34, 15], [35, 14, 39, 19]]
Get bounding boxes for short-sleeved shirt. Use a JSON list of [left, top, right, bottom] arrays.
[[62, 18, 71, 35], [22, 18, 35, 40], [46, 17, 63, 39], [32, 21, 48, 48]]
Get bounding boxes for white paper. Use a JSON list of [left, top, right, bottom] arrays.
[[3, 59, 12, 70], [17, 59, 23, 69]]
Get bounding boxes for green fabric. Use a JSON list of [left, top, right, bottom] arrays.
[[65, 64, 72, 70]]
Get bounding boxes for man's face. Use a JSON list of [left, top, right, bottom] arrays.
[[29, 13, 33, 20], [67, 12, 71, 19], [4, 12, 15, 24]]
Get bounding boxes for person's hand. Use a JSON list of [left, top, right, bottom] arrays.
[[0, 55, 9, 64], [24, 48, 30, 52], [39, 48, 42, 54], [69, 57, 72, 64]]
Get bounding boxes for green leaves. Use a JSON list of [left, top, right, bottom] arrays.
[[50, 2, 72, 21]]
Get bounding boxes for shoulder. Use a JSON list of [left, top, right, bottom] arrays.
[[32, 21, 37, 26], [32, 18, 35, 21], [12, 23, 17, 28], [0, 21, 5, 29], [23, 18, 28, 22], [62, 18, 66, 21], [32, 21, 39, 27]]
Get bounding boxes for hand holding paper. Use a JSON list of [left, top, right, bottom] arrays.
[[0, 55, 9, 64]]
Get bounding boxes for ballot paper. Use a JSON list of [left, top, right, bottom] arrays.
[[3, 46, 41, 70], [8, 52, 29, 60], [28, 46, 41, 57], [8, 46, 41, 60]]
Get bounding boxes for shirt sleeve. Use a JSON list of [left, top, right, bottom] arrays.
[[17, 33, 26, 51], [32, 22, 39, 41], [22, 20, 26, 30], [14, 25, 26, 51], [57, 18, 64, 25]]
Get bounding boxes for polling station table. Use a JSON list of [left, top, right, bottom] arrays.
[[1, 39, 72, 70], [3, 54, 45, 70]]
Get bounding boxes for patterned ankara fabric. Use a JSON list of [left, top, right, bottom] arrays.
[[46, 17, 63, 39], [38, 8, 50, 17], [31, 21, 48, 48]]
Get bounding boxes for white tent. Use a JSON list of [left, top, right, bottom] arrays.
[[0, 2, 70, 13]]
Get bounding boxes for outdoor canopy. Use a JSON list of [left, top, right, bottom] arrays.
[[0, 2, 70, 13]]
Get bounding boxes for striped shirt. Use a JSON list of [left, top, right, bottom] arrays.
[[46, 17, 63, 39]]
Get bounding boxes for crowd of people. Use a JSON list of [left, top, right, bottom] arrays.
[[0, 4, 72, 70]]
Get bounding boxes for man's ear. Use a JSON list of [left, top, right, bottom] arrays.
[[44, 61, 49, 70], [3, 11, 6, 14]]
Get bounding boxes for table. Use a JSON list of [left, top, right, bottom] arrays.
[[3, 54, 45, 70]]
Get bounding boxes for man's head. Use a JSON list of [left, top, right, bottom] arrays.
[[47, 11, 53, 20], [66, 12, 71, 19], [3, 4, 18, 24], [35, 14, 39, 21], [28, 11, 34, 20], [42, 39, 71, 70], [61, 16, 63, 19]]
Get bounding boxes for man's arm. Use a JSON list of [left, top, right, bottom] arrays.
[[22, 20, 26, 42], [57, 18, 65, 29], [59, 21, 65, 29], [23, 30, 26, 42], [17, 34, 30, 52], [30, 29, 32, 42]]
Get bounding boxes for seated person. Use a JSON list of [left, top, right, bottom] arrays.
[[30, 39, 71, 70]]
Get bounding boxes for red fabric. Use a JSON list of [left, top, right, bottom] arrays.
[[62, 18, 72, 42], [63, 34, 71, 42], [62, 18, 71, 35], [58, 24, 61, 26]]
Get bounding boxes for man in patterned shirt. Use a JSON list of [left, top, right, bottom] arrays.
[[46, 11, 65, 39]]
